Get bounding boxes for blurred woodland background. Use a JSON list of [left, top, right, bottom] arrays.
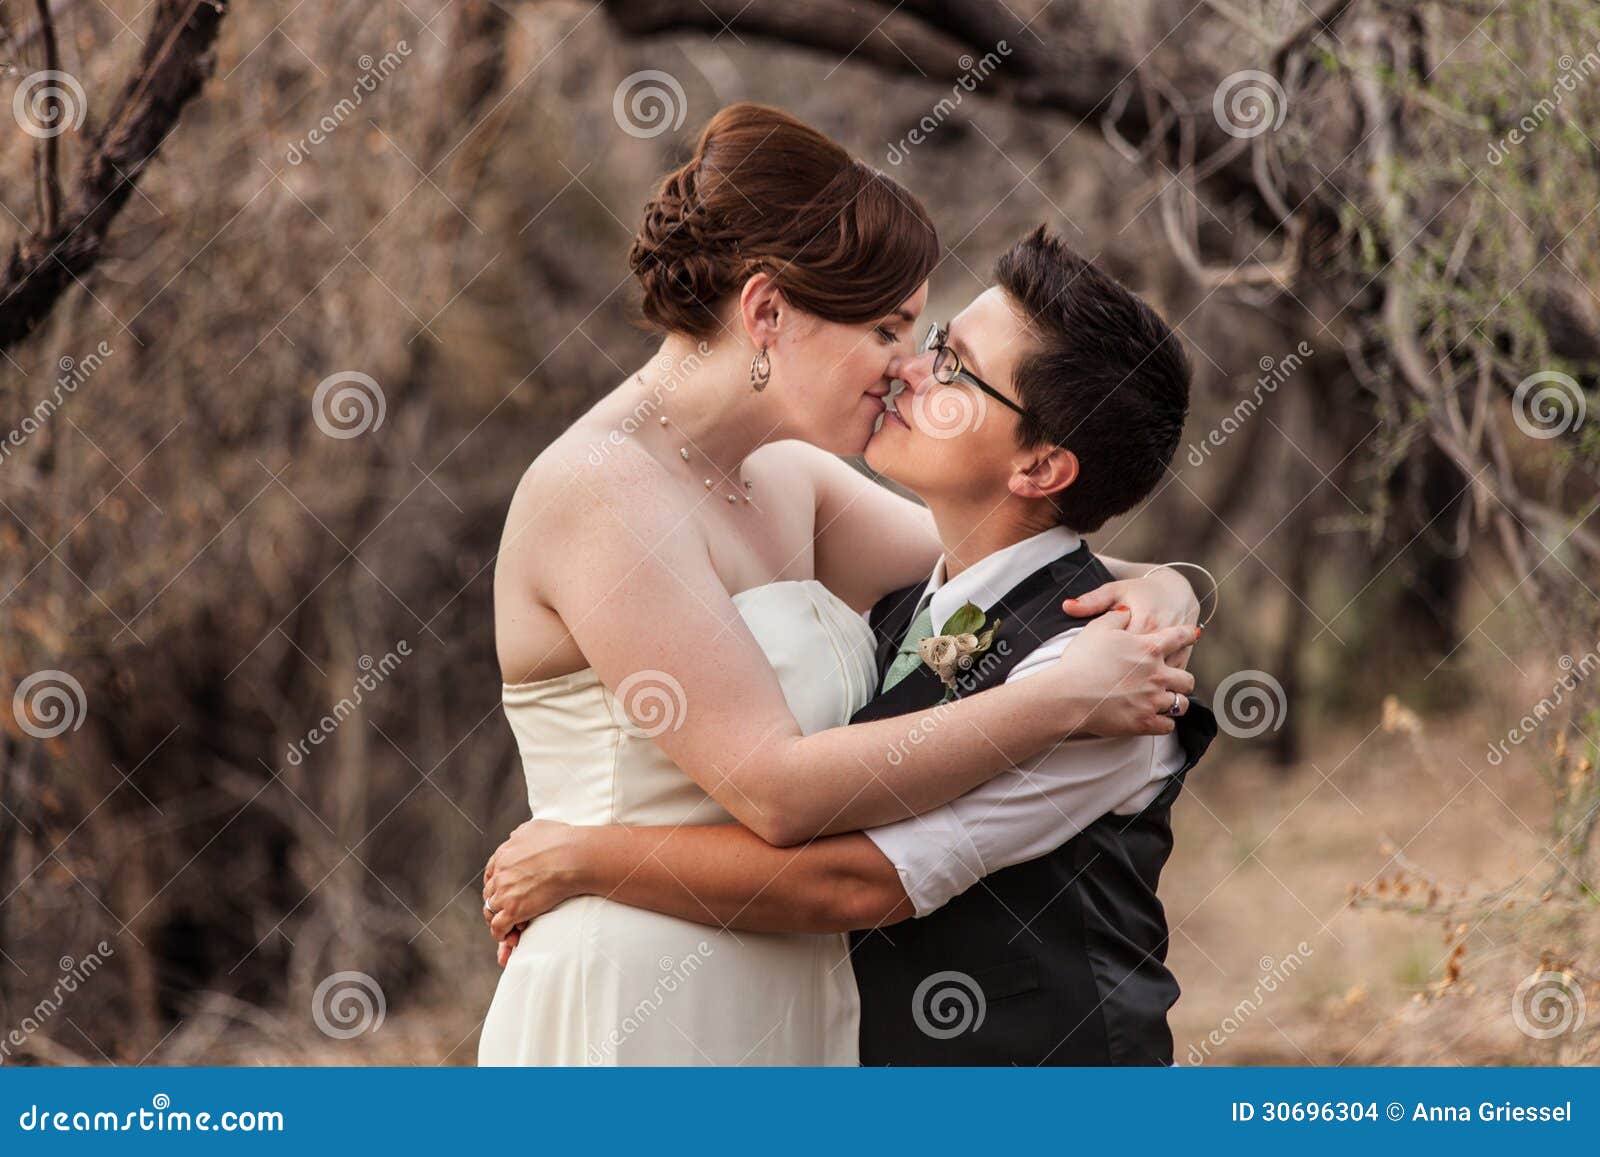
[[1, 0, 1597, 1065]]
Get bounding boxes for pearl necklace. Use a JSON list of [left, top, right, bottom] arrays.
[[636, 372, 754, 505]]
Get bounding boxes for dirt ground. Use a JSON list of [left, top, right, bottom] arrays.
[[177, 705, 1594, 1068]]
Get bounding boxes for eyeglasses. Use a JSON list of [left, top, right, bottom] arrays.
[[917, 322, 1030, 419]]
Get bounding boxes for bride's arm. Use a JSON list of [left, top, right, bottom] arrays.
[[1081, 557, 1199, 626], [521, 454, 1196, 847], [775, 442, 1204, 630], [758, 441, 938, 613], [1071, 558, 1201, 667]]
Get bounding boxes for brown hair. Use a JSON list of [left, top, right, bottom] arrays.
[[629, 104, 939, 340]]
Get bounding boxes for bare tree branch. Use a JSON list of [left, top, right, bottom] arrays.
[[31, 0, 62, 238], [0, 0, 228, 352]]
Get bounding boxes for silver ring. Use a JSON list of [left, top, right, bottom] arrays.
[[1167, 692, 1184, 717], [483, 900, 497, 916]]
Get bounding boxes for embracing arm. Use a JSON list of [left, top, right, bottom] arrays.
[[789, 437, 1204, 627], [793, 442, 939, 613], [521, 454, 1197, 847], [486, 820, 912, 945], [485, 718, 1181, 945]]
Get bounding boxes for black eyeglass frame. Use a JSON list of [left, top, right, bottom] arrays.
[[918, 322, 1031, 420]]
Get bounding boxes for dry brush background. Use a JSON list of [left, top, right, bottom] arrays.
[[0, 0, 1597, 1065]]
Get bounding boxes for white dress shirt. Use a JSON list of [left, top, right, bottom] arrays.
[[862, 526, 1187, 916]]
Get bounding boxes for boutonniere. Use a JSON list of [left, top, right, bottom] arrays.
[[918, 602, 1002, 700]]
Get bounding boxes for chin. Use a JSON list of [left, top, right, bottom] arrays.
[[822, 401, 884, 456], [841, 420, 879, 456], [864, 421, 909, 479]]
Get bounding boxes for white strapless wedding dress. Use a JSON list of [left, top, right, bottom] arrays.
[[478, 580, 878, 1066]]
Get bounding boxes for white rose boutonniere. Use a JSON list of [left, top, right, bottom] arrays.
[[917, 602, 1002, 700]]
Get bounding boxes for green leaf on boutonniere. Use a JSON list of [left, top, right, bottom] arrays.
[[940, 602, 987, 637]]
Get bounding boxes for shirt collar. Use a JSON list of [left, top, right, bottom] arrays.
[[918, 525, 1082, 635]]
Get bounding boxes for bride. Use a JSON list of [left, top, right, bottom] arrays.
[[477, 104, 1198, 1066]]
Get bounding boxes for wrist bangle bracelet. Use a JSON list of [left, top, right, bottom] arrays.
[[1150, 560, 1219, 629]]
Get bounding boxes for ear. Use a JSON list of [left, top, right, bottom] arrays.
[[1008, 445, 1079, 501], [737, 271, 785, 348]]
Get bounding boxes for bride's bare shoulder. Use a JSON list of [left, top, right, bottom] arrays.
[[742, 439, 836, 491], [506, 426, 689, 536]]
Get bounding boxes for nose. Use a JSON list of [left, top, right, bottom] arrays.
[[888, 349, 934, 386]]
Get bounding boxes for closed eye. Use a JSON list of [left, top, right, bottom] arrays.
[[874, 325, 898, 345]]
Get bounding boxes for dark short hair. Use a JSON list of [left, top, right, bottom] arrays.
[[994, 226, 1191, 533]]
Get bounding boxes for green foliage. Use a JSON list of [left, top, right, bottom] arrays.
[[939, 602, 988, 636]]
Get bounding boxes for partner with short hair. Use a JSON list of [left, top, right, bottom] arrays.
[[484, 224, 1216, 1066]]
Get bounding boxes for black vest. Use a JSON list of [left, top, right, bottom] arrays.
[[848, 542, 1217, 1066]]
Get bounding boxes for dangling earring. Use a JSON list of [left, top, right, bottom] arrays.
[[750, 344, 771, 392]]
